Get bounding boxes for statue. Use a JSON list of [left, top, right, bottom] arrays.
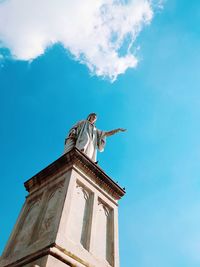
[[64, 113, 126, 162]]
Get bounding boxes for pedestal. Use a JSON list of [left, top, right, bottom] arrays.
[[0, 148, 125, 267]]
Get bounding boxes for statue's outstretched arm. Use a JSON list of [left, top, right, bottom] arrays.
[[104, 128, 126, 137]]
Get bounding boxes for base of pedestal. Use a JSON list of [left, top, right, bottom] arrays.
[[0, 244, 87, 267]]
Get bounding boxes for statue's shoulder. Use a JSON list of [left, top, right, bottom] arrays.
[[73, 119, 86, 128], [77, 119, 86, 125]]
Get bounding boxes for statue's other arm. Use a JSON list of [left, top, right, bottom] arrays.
[[104, 128, 126, 137], [65, 120, 85, 144]]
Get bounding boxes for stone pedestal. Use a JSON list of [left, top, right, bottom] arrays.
[[0, 148, 125, 267]]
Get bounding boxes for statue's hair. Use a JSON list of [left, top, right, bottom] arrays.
[[87, 113, 97, 120]]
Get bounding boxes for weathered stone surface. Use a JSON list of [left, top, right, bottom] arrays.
[[0, 148, 125, 267]]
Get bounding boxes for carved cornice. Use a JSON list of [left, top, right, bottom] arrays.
[[24, 148, 125, 200]]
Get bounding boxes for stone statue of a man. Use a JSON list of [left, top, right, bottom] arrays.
[[64, 113, 126, 162]]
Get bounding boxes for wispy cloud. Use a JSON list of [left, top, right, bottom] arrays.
[[0, 0, 160, 81]]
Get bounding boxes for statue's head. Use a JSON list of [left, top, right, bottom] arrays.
[[87, 113, 97, 124]]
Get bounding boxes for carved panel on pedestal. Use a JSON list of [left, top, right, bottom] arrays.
[[12, 196, 42, 254], [38, 181, 64, 237], [94, 199, 114, 266], [67, 181, 92, 250]]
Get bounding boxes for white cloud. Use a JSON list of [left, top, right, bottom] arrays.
[[0, 0, 159, 81]]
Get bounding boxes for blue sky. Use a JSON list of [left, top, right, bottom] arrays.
[[1, 1, 200, 266]]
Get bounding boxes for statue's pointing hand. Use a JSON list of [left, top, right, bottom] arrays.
[[117, 128, 126, 132], [105, 128, 127, 137]]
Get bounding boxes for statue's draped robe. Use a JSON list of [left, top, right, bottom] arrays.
[[64, 120, 106, 161]]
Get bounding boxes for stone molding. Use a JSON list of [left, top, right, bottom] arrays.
[[24, 148, 125, 200], [0, 243, 86, 267]]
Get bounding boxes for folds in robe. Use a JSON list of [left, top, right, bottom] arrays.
[[64, 120, 106, 162]]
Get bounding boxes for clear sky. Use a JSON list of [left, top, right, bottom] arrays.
[[1, 1, 200, 266]]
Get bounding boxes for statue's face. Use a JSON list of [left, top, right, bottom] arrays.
[[89, 114, 97, 124]]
